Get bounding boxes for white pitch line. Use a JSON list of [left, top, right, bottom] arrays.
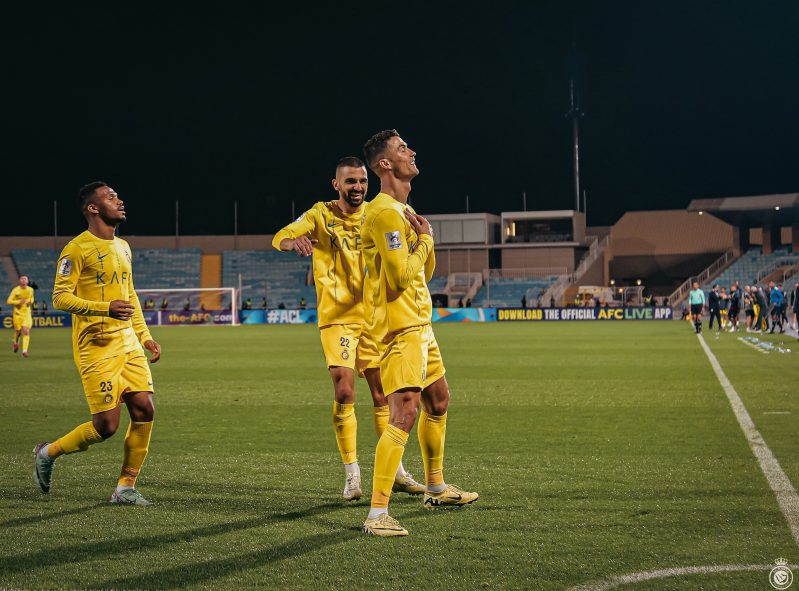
[[697, 333, 799, 546], [764, 411, 791, 415], [567, 563, 798, 591]]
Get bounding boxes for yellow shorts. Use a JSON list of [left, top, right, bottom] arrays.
[[79, 350, 154, 415], [319, 323, 382, 376], [380, 324, 446, 395], [13, 315, 32, 331]]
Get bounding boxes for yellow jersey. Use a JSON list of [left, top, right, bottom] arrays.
[[272, 200, 364, 327], [53, 230, 152, 367], [7, 285, 35, 320], [361, 192, 435, 343]]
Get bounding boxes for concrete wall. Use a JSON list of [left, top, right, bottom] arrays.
[[501, 247, 576, 273]]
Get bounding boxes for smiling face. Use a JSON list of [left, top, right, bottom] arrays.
[[333, 165, 368, 211], [87, 185, 126, 224], [381, 135, 418, 180]]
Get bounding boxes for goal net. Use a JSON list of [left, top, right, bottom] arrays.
[[136, 287, 238, 326]]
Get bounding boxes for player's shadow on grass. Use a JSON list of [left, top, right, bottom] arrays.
[[95, 529, 354, 589], [0, 501, 107, 529], [0, 501, 346, 575]]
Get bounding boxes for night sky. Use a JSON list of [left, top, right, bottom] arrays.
[[3, 2, 797, 237]]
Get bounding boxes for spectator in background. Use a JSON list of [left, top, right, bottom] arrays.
[[458, 298, 464, 308], [299, 297, 306, 309], [521, 294, 527, 308], [792, 284, 799, 331], [261, 297, 267, 309], [243, 297, 252, 310], [183, 297, 191, 312], [465, 298, 471, 307], [278, 302, 286, 309], [41, 300, 48, 314], [32, 300, 39, 315], [160, 297, 169, 310], [549, 296, 555, 308]]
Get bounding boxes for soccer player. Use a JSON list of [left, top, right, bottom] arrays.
[[769, 282, 785, 334], [688, 281, 705, 334], [7, 275, 34, 356], [272, 157, 424, 501], [360, 130, 478, 537], [33, 182, 161, 506], [727, 283, 740, 332]]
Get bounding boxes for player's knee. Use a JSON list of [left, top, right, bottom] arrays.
[[334, 386, 355, 404], [93, 420, 117, 440], [428, 394, 450, 415]]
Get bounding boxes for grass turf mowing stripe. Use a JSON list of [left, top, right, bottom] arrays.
[[567, 562, 799, 591], [697, 333, 799, 547]]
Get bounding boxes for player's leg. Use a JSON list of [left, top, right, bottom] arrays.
[[363, 387, 418, 536], [418, 326, 478, 509], [12, 317, 20, 353], [330, 365, 361, 500], [363, 367, 424, 495], [111, 390, 154, 505], [321, 324, 362, 500], [20, 325, 31, 356], [110, 351, 156, 505], [33, 356, 126, 494]]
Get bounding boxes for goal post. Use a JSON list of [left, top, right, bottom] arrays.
[[136, 287, 238, 326]]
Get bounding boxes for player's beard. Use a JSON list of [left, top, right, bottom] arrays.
[[343, 192, 363, 208]]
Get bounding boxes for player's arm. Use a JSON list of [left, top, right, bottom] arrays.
[[128, 272, 160, 363], [373, 208, 434, 292], [6, 288, 21, 306], [271, 207, 319, 256], [403, 209, 436, 281], [52, 242, 128, 318]]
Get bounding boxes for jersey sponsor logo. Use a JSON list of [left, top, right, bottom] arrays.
[[385, 231, 402, 251], [58, 258, 73, 276]]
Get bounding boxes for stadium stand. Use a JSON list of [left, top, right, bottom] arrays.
[[703, 248, 797, 290], [0, 260, 13, 301], [222, 250, 316, 308], [427, 276, 447, 293], [471, 277, 558, 308], [10, 249, 58, 304], [132, 248, 202, 289], [11, 248, 202, 304]]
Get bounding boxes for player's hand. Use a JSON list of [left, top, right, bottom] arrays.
[[143, 340, 161, 364], [109, 300, 135, 320], [20, 298, 27, 305], [404, 209, 433, 238], [283, 236, 318, 256]]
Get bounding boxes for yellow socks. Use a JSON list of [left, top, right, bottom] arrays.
[[332, 402, 357, 465], [119, 420, 153, 488], [373, 405, 389, 437], [49, 421, 104, 458], [418, 410, 447, 487], [370, 425, 408, 509], [21, 334, 30, 352]]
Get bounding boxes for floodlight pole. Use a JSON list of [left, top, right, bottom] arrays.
[[568, 79, 583, 212]]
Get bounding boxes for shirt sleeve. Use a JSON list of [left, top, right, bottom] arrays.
[[52, 241, 111, 316], [372, 208, 434, 292], [6, 288, 21, 306], [128, 269, 153, 346], [271, 207, 319, 250]]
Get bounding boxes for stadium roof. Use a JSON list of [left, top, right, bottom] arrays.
[[687, 193, 799, 225]]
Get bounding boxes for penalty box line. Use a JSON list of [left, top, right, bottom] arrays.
[[696, 333, 799, 547]]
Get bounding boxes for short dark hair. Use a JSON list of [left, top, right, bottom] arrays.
[[363, 129, 399, 172], [336, 156, 365, 170], [78, 181, 108, 212]]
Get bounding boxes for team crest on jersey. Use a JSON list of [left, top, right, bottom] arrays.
[[385, 231, 402, 251], [58, 258, 73, 276]]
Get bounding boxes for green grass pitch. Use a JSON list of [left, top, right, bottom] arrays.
[[1, 322, 797, 590]]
